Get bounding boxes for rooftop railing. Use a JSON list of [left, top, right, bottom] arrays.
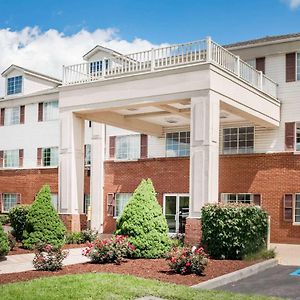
[[62, 37, 277, 98]]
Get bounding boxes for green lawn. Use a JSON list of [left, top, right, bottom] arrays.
[[0, 273, 281, 300]]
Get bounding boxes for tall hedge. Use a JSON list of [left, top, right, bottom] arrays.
[[115, 179, 171, 258], [22, 185, 66, 249], [201, 203, 268, 259], [0, 222, 9, 258], [9, 205, 30, 241]]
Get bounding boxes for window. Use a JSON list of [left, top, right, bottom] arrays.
[[90, 60, 109, 74], [42, 147, 58, 167], [223, 127, 254, 154], [85, 144, 91, 166], [4, 107, 20, 126], [43, 101, 58, 121], [297, 53, 300, 81], [115, 135, 140, 160], [222, 193, 253, 204], [3, 150, 19, 168], [295, 194, 300, 223], [115, 193, 132, 217], [84, 194, 91, 214], [2, 193, 19, 212], [51, 193, 58, 211], [296, 124, 300, 151], [166, 131, 190, 157], [284, 194, 300, 223], [7, 76, 22, 95]]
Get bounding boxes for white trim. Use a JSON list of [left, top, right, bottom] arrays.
[[293, 193, 300, 225]]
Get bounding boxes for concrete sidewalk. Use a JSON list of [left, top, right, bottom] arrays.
[[0, 247, 89, 274], [271, 243, 300, 266]]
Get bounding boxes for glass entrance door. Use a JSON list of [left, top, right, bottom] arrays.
[[164, 194, 189, 234]]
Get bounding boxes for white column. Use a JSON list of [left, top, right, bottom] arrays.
[[59, 111, 85, 231], [90, 122, 105, 232], [189, 91, 220, 218]]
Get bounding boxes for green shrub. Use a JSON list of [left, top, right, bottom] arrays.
[[0, 222, 9, 258], [22, 185, 66, 249], [201, 203, 268, 260], [81, 229, 98, 242], [65, 232, 84, 244], [115, 179, 171, 258], [0, 214, 10, 225], [9, 205, 30, 241], [243, 248, 276, 261]]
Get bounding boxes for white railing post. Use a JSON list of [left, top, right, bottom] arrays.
[[206, 36, 212, 62], [259, 71, 263, 89], [102, 59, 105, 79], [62, 65, 65, 85], [236, 56, 240, 77], [151, 48, 155, 72]]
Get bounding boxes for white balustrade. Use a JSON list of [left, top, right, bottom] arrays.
[[62, 38, 277, 98]]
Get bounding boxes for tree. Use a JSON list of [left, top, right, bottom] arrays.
[[115, 179, 171, 258], [22, 185, 66, 249]]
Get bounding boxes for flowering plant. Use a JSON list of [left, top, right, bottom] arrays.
[[167, 246, 209, 275], [82, 235, 135, 264], [33, 243, 69, 271]]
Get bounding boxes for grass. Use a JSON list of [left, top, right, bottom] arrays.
[[243, 248, 276, 261], [0, 273, 281, 300]]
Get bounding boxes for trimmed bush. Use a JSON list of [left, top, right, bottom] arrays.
[[81, 229, 98, 242], [65, 232, 84, 244], [22, 185, 66, 249], [201, 203, 268, 259], [0, 214, 10, 225], [115, 179, 171, 258], [0, 222, 9, 258], [9, 205, 30, 241]]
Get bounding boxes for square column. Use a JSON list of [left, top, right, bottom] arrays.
[[189, 91, 220, 218], [59, 111, 85, 231], [90, 122, 105, 232]]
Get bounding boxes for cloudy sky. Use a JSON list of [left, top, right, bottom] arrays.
[[0, 0, 299, 95]]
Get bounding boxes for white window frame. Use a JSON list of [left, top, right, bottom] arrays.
[[42, 147, 58, 167], [114, 193, 133, 218], [221, 193, 254, 204], [6, 76, 23, 96], [222, 126, 255, 154], [43, 101, 59, 121], [165, 131, 190, 157], [294, 194, 300, 225], [3, 149, 19, 168], [115, 135, 140, 161], [4, 106, 20, 126], [2, 193, 19, 213]]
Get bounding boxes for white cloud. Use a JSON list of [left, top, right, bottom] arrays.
[[0, 27, 166, 96], [284, 0, 300, 9]]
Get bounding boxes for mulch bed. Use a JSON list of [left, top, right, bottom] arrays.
[[8, 243, 87, 256], [0, 258, 260, 286]]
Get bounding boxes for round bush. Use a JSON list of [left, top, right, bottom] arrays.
[[0, 222, 9, 258], [115, 179, 171, 258], [9, 205, 30, 241], [22, 185, 66, 249]]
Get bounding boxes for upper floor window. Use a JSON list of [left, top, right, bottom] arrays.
[[2, 193, 19, 213], [51, 193, 58, 211], [90, 60, 109, 74], [4, 107, 20, 126], [297, 53, 300, 81], [3, 149, 20, 168], [296, 124, 300, 151], [84, 144, 91, 166], [42, 147, 58, 167], [7, 76, 22, 95], [223, 127, 254, 154], [43, 101, 59, 121], [115, 135, 140, 160], [166, 131, 190, 157]]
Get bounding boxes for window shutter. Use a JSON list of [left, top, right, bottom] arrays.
[[256, 57, 265, 74], [37, 148, 42, 166], [19, 149, 24, 167], [38, 103, 43, 122], [286, 53, 296, 82], [253, 194, 261, 206], [0, 108, 5, 126], [283, 194, 293, 222], [109, 136, 116, 159], [285, 122, 295, 151], [0, 150, 3, 168], [107, 193, 115, 216], [20, 105, 25, 124], [140, 134, 148, 159], [16, 194, 21, 205]]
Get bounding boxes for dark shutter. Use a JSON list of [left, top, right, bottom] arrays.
[[253, 194, 261, 206], [283, 194, 293, 222], [285, 122, 295, 151], [286, 53, 296, 82], [37, 148, 42, 166], [20, 105, 25, 124], [0, 108, 5, 126], [16, 194, 21, 205], [256, 57, 265, 74], [109, 136, 116, 159], [19, 149, 24, 168], [107, 193, 115, 216], [140, 134, 148, 159], [38, 103, 43, 122], [0, 150, 3, 168]]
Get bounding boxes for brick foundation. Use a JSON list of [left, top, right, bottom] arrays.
[[185, 218, 202, 246], [60, 214, 81, 232]]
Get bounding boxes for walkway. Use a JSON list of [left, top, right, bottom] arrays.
[[271, 243, 300, 266], [0, 248, 89, 274]]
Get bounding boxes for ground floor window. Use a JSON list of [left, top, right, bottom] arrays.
[[51, 193, 58, 211], [163, 194, 189, 234], [115, 193, 133, 217], [2, 193, 19, 212], [285, 194, 300, 223], [222, 193, 253, 204], [84, 194, 91, 214]]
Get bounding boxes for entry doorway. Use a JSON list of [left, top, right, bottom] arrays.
[[163, 194, 189, 234]]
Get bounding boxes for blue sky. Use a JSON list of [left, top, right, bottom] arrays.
[[0, 0, 300, 45]]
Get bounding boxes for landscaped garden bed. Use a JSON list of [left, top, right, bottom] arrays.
[[0, 257, 260, 286]]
